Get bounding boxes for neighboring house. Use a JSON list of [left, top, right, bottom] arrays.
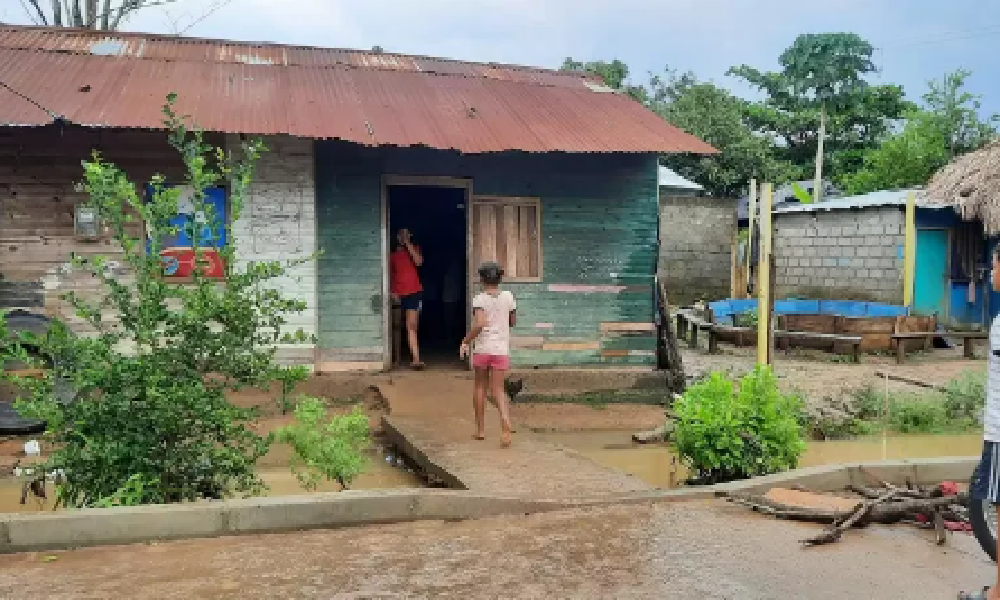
[[657, 166, 703, 197], [771, 189, 987, 329], [0, 25, 715, 371], [656, 166, 735, 305], [737, 179, 842, 226]]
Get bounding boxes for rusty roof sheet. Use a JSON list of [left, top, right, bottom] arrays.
[[0, 26, 716, 154]]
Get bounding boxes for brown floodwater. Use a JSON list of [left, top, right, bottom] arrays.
[[0, 455, 422, 514], [532, 430, 982, 488]]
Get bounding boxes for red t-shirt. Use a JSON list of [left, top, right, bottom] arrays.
[[390, 246, 422, 296]]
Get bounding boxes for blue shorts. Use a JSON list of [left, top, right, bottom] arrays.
[[971, 441, 1000, 503], [399, 292, 423, 313]]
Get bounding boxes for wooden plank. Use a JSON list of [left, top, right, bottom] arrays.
[[481, 203, 497, 263], [542, 341, 599, 351], [517, 205, 531, 279], [502, 204, 517, 278], [510, 336, 545, 349], [526, 204, 539, 278], [600, 322, 656, 333], [496, 203, 508, 273]]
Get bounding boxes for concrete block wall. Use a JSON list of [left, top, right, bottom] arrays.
[[772, 207, 904, 304], [229, 135, 318, 367], [658, 195, 735, 305]]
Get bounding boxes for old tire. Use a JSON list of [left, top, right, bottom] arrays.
[[970, 497, 998, 562], [0, 310, 77, 434]]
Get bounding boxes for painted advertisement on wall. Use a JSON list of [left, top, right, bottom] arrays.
[[148, 186, 228, 279]]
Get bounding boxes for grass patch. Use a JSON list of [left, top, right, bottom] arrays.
[[804, 370, 985, 439]]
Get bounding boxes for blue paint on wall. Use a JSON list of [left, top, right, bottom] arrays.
[[913, 228, 949, 318]]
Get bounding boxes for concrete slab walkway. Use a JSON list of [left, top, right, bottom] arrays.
[[378, 371, 652, 498]]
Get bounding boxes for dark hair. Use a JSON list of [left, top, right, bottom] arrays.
[[478, 261, 504, 285]]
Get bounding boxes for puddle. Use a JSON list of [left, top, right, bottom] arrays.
[[532, 431, 982, 489], [0, 452, 423, 513]]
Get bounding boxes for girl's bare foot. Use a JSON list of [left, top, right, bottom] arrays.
[[500, 430, 512, 448], [473, 433, 486, 441]]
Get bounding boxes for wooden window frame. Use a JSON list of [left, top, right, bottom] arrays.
[[471, 195, 543, 283]]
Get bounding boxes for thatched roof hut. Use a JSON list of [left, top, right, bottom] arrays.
[[923, 139, 1000, 234]]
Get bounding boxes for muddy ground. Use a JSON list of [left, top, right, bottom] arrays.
[[0, 344, 985, 476]]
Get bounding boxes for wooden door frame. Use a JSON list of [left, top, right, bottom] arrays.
[[381, 175, 474, 370], [914, 226, 952, 323]]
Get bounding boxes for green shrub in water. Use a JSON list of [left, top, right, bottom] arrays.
[[276, 398, 371, 491], [671, 365, 806, 484]]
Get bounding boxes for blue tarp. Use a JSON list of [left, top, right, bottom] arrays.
[[708, 298, 910, 325]]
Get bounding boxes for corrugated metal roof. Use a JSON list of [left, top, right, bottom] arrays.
[[658, 166, 703, 190], [0, 26, 716, 154], [773, 188, 951, 214]]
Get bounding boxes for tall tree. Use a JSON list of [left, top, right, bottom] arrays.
[[840, 70, 997, 195], [730, 33, 902, 201], [648, 69, 793, 197], [923, 69, 998, 158], [560, 58, 649, 103], [23, 0, 178, 30]]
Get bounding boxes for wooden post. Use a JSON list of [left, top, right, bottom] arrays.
[[767, 260, 776, 365], [757, 182, 773, 366], [903, 191, 916, 308], [747, 178, 757, 293]]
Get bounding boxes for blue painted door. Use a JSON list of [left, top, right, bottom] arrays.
[[913, 229, 949, 318]]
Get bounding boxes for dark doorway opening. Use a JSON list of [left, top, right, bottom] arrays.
[[388, 184, 467, 368]]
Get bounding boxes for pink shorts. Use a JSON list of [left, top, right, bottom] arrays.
[[471, 353, 510, 371]]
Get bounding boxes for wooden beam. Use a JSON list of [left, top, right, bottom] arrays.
[[757, 182, 773, 365], [903, 191, 916, 308]]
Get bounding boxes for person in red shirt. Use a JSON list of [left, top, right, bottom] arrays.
[[390, 227, 425, 369]]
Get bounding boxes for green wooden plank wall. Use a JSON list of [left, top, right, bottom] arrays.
[[314, 142, 659, 368]]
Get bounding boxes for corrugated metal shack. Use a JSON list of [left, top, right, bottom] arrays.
[[0, 25, 715, 371]]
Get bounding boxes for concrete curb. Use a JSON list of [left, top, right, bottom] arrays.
[[0, 457, 978, 554]]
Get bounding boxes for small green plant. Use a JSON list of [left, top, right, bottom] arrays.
[[734, 309, 759, 329], [275, 398, 371, 491], [671, 365, 805, 484], [942, 370, 985, 424], [92, 474, 161, 508]]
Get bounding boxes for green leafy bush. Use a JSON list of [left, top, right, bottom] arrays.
[[276, 398, 371, 491], [671, 365, 805, 484], [2, 97, 313, 507]]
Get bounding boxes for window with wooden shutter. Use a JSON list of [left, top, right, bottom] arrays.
[[471, 196, 542, 282]]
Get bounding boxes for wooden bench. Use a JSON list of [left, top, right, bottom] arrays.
[[890, 331, 987, 364], [774, 330, 862, 363], [675, 309, 714, 349], [707, 324, 755, 353], [706, 326, 861, 361]]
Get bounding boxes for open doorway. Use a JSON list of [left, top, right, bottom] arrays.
[[387, 183, 468, 369]]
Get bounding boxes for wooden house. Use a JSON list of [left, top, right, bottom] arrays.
[[0, 25, 715, 371]]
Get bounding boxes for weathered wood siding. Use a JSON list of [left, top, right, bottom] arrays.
[[0, 126, 192, 330], [0, 128, 318, 367], [314, 142, 659, 369], [228, 135, 318, 367]]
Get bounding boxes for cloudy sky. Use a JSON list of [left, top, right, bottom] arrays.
[[2, 0, 998, 115]]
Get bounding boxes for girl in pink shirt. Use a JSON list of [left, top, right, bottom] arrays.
[[460, 261, 516, 447]]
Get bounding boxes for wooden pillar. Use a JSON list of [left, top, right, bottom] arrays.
[[757, 182, 773, 366], [903, 191, 916, 308], [747, 178, 757, 296]]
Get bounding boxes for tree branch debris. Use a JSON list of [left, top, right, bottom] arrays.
[[722, 479, 971, 548]]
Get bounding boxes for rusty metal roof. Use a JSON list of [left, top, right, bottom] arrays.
[[0, 26, 716, 154]]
